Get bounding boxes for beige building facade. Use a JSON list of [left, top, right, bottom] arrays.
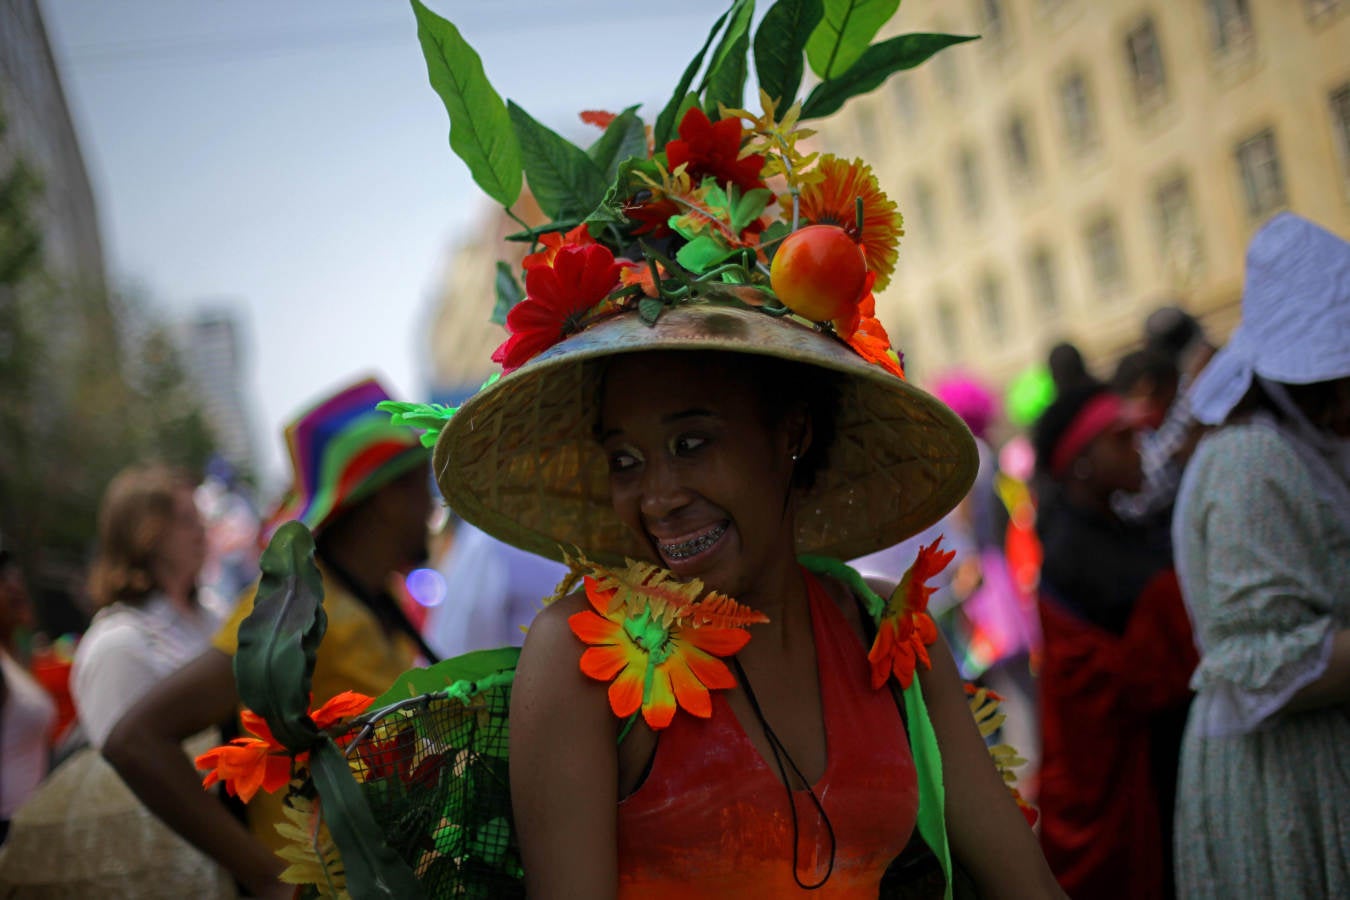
[[431, 0, 1350, 393], [822, 0, 1350, 384]]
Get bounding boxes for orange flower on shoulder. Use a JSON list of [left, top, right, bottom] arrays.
[[867, 538, 954, 689], [567, 557, 767, 730], [788, 154, 904, 291]]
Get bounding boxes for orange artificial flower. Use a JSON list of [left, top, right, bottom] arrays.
[[788, 154, 904, 292], [839, 289, 905, 379], [522, 223, 596, 271], [620, 259, 665, 298], [567, 559, 767, 729], [580, 109, 617, 129], [867, 538, 955, 689]]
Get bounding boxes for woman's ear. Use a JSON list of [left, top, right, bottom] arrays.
[[785, 405, 813, 462]]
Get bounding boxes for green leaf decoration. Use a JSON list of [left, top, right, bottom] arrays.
[[309, 738, 426, 899], [654, 5, 733, 147], [373, 647, 522, 707], [801, 32, 977, 120], [702, 0, 756, 114], [586, 105, 647, 182], [411, 0, 521, 208], [508, 102, 609, 221], [504, 217, 585, 244], [491, 261, 525, 326], [805, 0, 901, 80], [753, 0, 824, 112], [234, 521, 326, 753], [676, 234, 739, 273], [375, 399, 457, 449], [586, 156, 662, 232], [759, 219, 792, 261], [638, 297, 665, 325]]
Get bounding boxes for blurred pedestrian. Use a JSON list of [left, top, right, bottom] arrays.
[[0, 549, 55, 844], [1172, 212, 1350, 898], [102, 377, 432, 900], [1032, 383, 1197, 900]]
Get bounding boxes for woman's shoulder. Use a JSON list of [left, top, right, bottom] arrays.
[[1190, 422, 1316, 496]]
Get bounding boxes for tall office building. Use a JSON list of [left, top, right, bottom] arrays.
[[177, 307, 261, 476]]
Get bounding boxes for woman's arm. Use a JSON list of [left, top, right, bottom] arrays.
[[102, 648, 288, 899], [510, 595, 620, 900], [1287, 629, 1350, 712], [920, 635, 1066, 900]]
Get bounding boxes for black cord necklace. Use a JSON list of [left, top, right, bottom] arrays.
[[730, 656, 837, 890]]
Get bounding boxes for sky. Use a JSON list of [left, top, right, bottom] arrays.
[[42, 0, 734, 486]]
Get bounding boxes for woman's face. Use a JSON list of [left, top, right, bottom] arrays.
[[155, 485, 208, 583], [598, 353, 800, 597], [1083, 424, 1144, 495]]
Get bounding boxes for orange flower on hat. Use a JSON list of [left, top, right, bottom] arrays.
[[665, 106, 766, 193], [788, 154, 904, 291], [838, 288, 905, 379], [868, 537, 954, 689], [567, 558, 768, 729], [493, 243, 624, 373], [522, 223, 596, 271]]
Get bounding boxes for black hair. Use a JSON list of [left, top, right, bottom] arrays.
[[1032, 380, 1108, 481], [1048, 342, 1092, 393], [1110, 348, 1178, 396], [1144, 306, 1202, 361]]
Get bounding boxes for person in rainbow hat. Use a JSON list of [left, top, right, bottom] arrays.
[[104, 376, 435, 899]]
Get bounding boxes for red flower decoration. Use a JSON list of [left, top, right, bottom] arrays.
[[867, 538, 955, 689], [838, 287, 905, 379], [493, 243, 623, 372], [624, 196, 680, 238], [580, 109, 617, 129], [665, 107, 765, 192]]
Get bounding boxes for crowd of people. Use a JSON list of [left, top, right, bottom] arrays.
[[0, 1, 1346, 893]]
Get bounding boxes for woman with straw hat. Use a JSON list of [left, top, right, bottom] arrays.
[[392, 3, 1066, 896]]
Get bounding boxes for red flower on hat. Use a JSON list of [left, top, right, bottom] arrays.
[[493, 244, 624, 373], [665, 107, 765, 193], [522, 223, 596, 271], [838, 287, 905, 379]]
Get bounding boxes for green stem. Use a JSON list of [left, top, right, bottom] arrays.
[[506, 207, 541, 255], [310, 796, 341, 898]]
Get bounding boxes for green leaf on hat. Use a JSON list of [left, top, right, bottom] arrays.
[[702, 0, 756, 115], [759, 219, 792, 262], [676, 233, 738, 273], [638, 297, 665, 325], [234, 521, 326, 753], [801, 32, 977, 120], [753, 0, 824, 112], [411, 0, 522, 208], [585, 155, 661, 232], [586, 105, 647, 182], [491, 260, 525, 326], [805, 0, 900, 80], [377, 400, 458, 449], [508, 102, 609, 221], [654, 5, 733, 147]]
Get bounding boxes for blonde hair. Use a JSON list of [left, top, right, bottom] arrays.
[[87, 465, 195, 610]]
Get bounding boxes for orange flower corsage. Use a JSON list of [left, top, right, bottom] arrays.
[[565, 556, 768, 730], [867, 538, 955, 689]]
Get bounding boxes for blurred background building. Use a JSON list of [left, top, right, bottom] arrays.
[[174, 306, 262, 478], [426, 0, 1350, 388]]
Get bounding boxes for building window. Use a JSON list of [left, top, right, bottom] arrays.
[[1205, 0, 1254, 55], [1004, 111, 1037, 183], [1234, 128, 1286, 218], [1153, 174, 1204, 273], [1124, 17, 1167, 107], [1028, 246, 1060, 314], [1331, 82, 1350, 183], [937, 294, 962, 352], [894, 79, 920, 129], [956, 146, 984, 220], [913, 178, 940, 247], [979, 273, 1007, 340], [1085, 215, 1126, 295], [1058, 69, 1097, 154]]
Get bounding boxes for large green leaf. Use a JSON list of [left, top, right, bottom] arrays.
[[801, 32, 977, 120], [309, 738, 426, 898], [411, 0, 522, 207], [753, 0, 824, 112], [586, 106, 647, 182], [805, 0, 900, 80], [702, 0, 756, 114], [508, 102, 609, 221], [653, 5, 733, 147], [490, 261, 524, 326], [233, 522, 325, 753], [373, 646, 522, 707]]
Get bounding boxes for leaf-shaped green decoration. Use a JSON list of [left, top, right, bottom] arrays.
[[753, 0, 824, 111], [801, 32, 977, 120], [373, 647, 522, 707], [702, 0, 756, 114], [638, 297, 665, 325], [586, 105, 647, 182], [653, 5, 733, 147], [491, 260, 525, 326], [411, 0, 522, 208], [309, 738, 426, 899], [585, 156, 662, 232], [805, 0, 901, 80], [234, 521, 326, 753], [508, 102, 609, 221], [375, 399, 457, 449]]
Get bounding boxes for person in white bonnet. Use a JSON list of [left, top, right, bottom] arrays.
[[1171, 212, 1350, 899]]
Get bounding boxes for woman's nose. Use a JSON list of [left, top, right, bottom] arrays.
[[638, 457, 690, 521]]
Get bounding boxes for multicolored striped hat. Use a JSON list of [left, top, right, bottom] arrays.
[[263, 377, 428, 541]]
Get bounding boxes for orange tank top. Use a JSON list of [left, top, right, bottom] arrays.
[[616, 571, 918, 898]]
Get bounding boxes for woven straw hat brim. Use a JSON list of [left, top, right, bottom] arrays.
[[435, 304, 977, 567]]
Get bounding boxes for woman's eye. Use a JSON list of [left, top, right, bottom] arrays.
[[608, 451, 639, 473], [674, 435, 706, 455]]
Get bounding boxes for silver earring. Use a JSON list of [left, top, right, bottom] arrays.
[[790, 452, 799, 463]]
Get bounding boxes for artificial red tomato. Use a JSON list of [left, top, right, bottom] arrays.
[[769, 224, 868, 323]]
